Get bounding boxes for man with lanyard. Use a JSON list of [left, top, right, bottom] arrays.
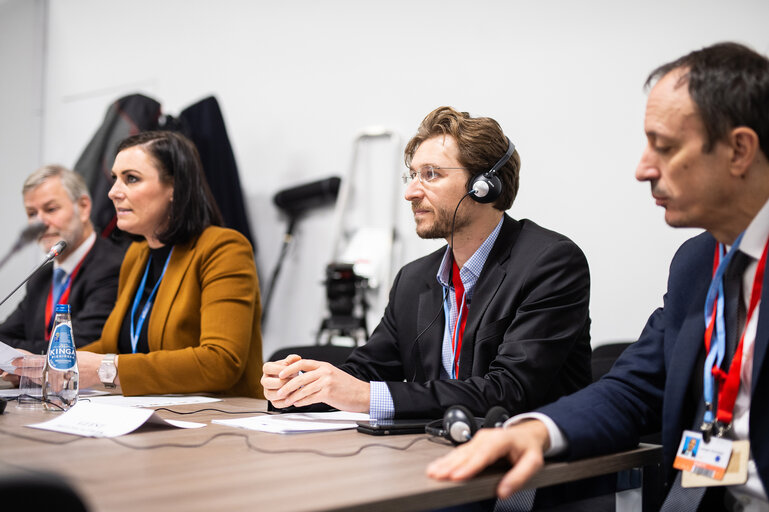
[[262, 106, 592, 422], [428, 43, 769, 511], [0, 165, 124, 358]]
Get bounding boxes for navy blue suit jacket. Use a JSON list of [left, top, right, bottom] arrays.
[[539, 232, 769, 493]]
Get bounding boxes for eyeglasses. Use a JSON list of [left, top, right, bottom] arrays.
[[401, 165, 467, 185]]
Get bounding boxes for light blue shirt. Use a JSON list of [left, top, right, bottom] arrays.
[[369, 218, 504, 419]]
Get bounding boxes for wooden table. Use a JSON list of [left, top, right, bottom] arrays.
[[0, 397, 662, 511]]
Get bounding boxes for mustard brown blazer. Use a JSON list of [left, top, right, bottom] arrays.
[[82, 226, 264, 398]]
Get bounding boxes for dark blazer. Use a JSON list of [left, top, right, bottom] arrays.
[[341, 215, 593, 419], [0, 237, 124, 353], [539, 232, 769, 494]]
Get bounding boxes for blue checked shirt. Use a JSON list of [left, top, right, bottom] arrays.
[[369, 218, 504, 419]]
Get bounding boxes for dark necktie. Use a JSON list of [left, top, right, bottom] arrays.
[[724, 251, 751, 369]]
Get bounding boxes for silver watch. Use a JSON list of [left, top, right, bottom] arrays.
[[97, 353, 117, 388]]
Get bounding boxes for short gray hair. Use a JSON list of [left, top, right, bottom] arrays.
[[23, 165, 90, 202]]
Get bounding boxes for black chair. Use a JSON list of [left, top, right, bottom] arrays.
[[591, 341, 634, 382], [1, 469, 88, 511], [268, 345, 354, 367]]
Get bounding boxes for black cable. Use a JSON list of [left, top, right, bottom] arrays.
[[107, 431, 431, 457], [153, 407, 272, 416], [2, 394, 67, 412], [409, 190, 474, 381], [0, 423, 431, 458]]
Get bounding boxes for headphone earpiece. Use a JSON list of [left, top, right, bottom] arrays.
[[443, 405, 477, 445], [427, 405, 511, 445], [469, 137, 515, 204], [469, 173, 502, 204]]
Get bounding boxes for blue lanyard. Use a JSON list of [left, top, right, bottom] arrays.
[[701, 232, 744, 425], [130, 249, 173, 354]]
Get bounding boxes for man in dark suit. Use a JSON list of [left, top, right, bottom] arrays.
[[262, 106, 592, 419], [428, 43, 769, 510], [0, 165, 123, 356]]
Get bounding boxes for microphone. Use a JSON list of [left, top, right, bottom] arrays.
[[0, 222, 47, 271], [47, 240, 68, 259], [0, 239, 67, 308], [273, 177, 341, 216]]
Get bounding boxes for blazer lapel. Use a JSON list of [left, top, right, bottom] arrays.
[[457, 216, 517, 380], [415, 280, 446, 381], [751, 263, 769, 392]]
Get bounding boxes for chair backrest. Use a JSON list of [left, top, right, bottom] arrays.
[[591, 342, 633, 382], [268, 345, 354, 367]]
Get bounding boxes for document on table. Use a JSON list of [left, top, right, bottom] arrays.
[[27, 401, 206, 437], [213, 411, 370, 434], [0, 339, 23, 373], [85, 394, 222, 408]]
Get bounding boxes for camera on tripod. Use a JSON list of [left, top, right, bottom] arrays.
[[317, 262, 369, 345]]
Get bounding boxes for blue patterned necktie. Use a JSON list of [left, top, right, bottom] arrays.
[[52, 267, 67, 303]]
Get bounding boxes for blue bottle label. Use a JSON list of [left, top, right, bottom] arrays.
[[48, 324, 76, 370]]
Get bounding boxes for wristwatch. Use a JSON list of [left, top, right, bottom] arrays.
[[97, 354, 118, 388]]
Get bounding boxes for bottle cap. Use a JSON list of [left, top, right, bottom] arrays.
[[54, 304, 71, 314]]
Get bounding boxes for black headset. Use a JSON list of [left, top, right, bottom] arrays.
[[468, 137, 516, 204], [426, 405, 510, 445]]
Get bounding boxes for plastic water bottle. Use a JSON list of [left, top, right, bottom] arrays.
[[42, 304, 79, 411]]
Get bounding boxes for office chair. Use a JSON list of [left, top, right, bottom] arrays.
[[1, 469, 88, 511], [591, 341, 634, 382]]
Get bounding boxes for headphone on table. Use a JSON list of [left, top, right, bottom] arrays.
[[468, 137, 516, 204], [426, 405, 511, 445]]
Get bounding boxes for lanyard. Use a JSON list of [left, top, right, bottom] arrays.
[[701, 234, 768, 437], [44, 254, 88, 341], [449, 261, 468, 379], [130, 249, 173, 354]]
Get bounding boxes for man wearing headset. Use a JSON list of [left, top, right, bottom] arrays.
[[262, 106, 592, 421]]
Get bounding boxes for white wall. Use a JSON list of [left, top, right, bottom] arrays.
[[0, 0, 46, 310], [3, 0, 769, 360]]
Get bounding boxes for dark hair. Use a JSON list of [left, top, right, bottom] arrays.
[[116, 131, 223, 245], [404, 106, 520, 211], [646, 42, 769, 158]]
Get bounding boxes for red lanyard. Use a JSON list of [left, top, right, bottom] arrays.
[[44, 253, 88, 341], [704, 238, 769, 427], [451, 261, 468, 378]]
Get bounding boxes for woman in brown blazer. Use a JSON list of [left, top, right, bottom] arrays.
[[77, 131, 263, 398]]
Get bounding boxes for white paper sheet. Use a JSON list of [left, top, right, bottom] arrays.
[[26, 401, 205, 437], [213, 411, 369, 434], [0, 339, 24, 373], [85, 395, 222, 408]]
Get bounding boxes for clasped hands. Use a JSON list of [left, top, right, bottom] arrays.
[[261, 354, 370, 413]]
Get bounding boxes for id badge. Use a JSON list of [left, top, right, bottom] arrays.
[[673, 430, 748, 486], [673, 430, 731, 480]]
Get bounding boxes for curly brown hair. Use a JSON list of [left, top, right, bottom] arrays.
[[404, 106, 520, 210]]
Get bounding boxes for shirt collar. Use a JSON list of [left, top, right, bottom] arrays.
[[437, 217, 504, 288], [54, 232, 96, 274], [738, 197, 769, 261]]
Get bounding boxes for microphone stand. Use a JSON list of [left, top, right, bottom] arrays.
[[261, 216, 297, 326], [0, 242, 66, 308]]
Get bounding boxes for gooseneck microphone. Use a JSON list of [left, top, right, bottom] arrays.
[[0, 222, 47, 271], [0, 240, 67, 307]]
